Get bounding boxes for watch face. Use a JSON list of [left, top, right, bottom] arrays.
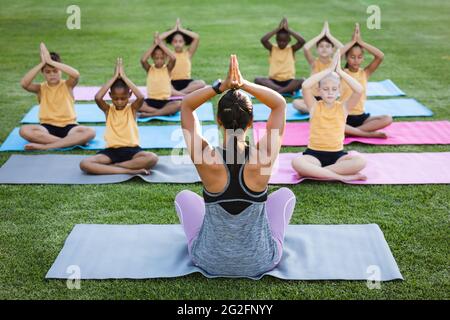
[[212, 79, 221, 87]]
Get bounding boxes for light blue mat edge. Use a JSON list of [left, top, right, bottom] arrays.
[[45, 223, 403, 281], [252, 98, 433, 121], [21, 102, 214, 124], [0, 125, 219, 151]]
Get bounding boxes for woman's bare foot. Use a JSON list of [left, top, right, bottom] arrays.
[[127, 168, 150, 175], [25, 143, 47, 150]]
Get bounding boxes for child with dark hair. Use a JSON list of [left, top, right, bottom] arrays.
[[19, 43, 95, 150], [254, 17, 305, 95], [140, 32, 182, 117], [293, 21, 344, 113], [158, 18, 206, 95], [341, 23, 392, 138], [80, 58, 158, 175]]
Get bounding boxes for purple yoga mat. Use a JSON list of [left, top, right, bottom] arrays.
[[253, 121, 450, 146], [268, 152, 450, 185], [73, 86, 183, 101]]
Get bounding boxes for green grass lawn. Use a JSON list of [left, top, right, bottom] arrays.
[[0, 0, 449, 299]]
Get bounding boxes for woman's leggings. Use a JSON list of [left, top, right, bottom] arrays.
[[174, 187, 296, 264]]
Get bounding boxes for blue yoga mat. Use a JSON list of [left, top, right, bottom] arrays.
[[45, 224, 402, 280], [252, 98, 433, 121], [249, 79, 405, 99], [364, 98, 433, 117], [0, 125, 219, 151], [21, 102, 214, 124]]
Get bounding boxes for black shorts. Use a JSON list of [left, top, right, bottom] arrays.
[[171, 79, 193, 91], [144, 98, 171, 109], [42, 123, 78, 138], [97, 146, 143, 164], [346, 113, 371, 127], [270, 78, 293, 88], [303, 148, 348, 167]]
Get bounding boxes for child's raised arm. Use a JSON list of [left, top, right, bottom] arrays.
[[335, 53, 363, 112], [303, 22, 328, 66], [176, 19, 200, 58], [20, 61, 45, 93], [284, 19, 306, 52], [140, 34, 159, 72], [117, 58, 144, 111], [260, 19, 284, 51], [324, 22, 344, 49], [301, 51, 341, 111], [40, 43, 80, 88], [157, 40, 177, 72], [94, 59, 121, 113], [341, 23, 359, 57], [158, 20, 178, 41], [359, 39, 384, 77]]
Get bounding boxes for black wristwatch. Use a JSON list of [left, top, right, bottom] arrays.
[[212, 79, 223, 94]]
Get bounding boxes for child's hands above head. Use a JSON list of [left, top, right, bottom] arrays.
[[175, 18, 181, 31], [40, 42, 51, 64], [114, 57, 121, 79], [355, 23, 362, 43], [331, 49, 341, 72], [352, 23, 361, 43], [153, 32, 162, 45], [118, 57, 126, 77], [323, 21, 330, 35]]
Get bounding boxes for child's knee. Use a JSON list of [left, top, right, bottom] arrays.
[[144, 152, 158, 168], [79, 158, 92, 173], [19, 126, 30, 139], [353, 155, 367, 170], [291, 157, 306, 173], [83, 127, 96, 140], [383, 115, 393, 125], [254, 77, 264, 84]]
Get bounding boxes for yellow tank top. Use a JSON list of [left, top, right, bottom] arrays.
[[39, 80, 76, 127], [171, 50, 191, 80], [147, 64, 171, 100], [268, 44, 295, 81], [311, 58, 332, 97], [308, 100, 346, 152], [340, 68, 367, 115], [104, 104, 140, 149]]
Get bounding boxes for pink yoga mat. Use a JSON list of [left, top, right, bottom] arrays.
[[253, 121, 450, 146], [73, 87, 183, 101], [268, 152, 450, 185]]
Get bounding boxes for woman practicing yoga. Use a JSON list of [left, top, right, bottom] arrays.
[[175, 55, 296, 277]]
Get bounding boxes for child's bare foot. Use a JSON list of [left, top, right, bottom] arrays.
[[25, 143, 46, 150], [368, 131, 388, 139], [340, 173, 367, 181], [138, 112, 155, 118]]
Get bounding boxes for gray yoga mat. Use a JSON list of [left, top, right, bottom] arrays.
[[0, 154, 200, 184], [46, 224, 403, 281]]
